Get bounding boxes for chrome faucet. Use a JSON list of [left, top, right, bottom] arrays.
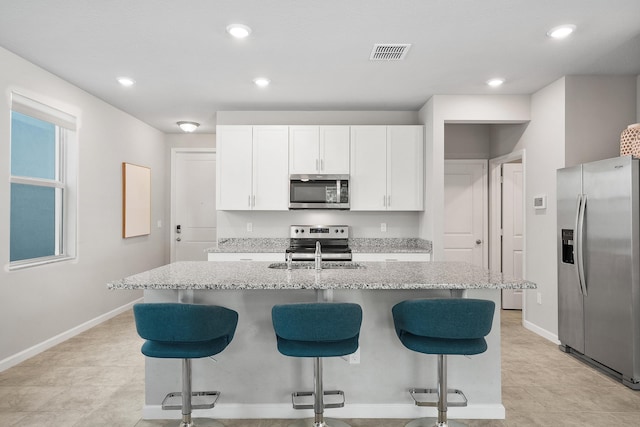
[[286, 252, 293, 270], [315, 241, 322, 270]]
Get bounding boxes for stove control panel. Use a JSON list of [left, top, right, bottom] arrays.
[[290, 225, 349, 239]]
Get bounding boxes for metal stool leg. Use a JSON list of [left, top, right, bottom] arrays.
[[288, 357, 351, 427], [169, 359, 225, 427], [406, 355, 469, 427]]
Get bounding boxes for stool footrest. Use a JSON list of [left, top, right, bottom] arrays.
[[291, 390, 345, 410], [409, 387, 468, 407], [161, 391, 220, 410]]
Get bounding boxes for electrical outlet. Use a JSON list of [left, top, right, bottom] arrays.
[[246, 222, 253, 232], [537, 292, 542, 305], [381, 223, 387, 232]]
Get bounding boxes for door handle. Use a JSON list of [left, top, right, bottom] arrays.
[[476, 239, 482, 245], [176, 237, 181, 242], [577, 194, 587, 296]]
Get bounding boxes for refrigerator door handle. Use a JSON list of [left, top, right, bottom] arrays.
[[576, 194, 588, 296]]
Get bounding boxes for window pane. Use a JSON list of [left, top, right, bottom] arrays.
[[11, 111, 56, 179], [10, 183, 57, 262]]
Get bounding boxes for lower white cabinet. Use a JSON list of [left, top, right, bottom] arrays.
[[352, 253, 431, 262], [208, 252, 283, 262]]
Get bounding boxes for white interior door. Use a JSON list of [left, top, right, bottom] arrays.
[[172, 150, 216, 261], [502, 162, 524, 309], [444, 160, 488, 267]]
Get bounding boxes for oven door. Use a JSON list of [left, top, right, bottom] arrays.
[[289, 174, 349, 209]]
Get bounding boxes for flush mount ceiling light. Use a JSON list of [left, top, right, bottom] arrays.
[[117, 77, 135, 87], [227, 24, 252, 39], [177, 121, 200, 132], [487, 78, 505, 88], [547, 24, 576, 39], [253, 77, 270, 88]]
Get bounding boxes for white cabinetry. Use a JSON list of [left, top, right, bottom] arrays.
[[217, 125, 289, 210], [289, 125, 350, 174], [350, 125, 423, 211]]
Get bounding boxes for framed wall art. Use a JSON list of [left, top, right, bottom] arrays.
[[122, 162, 151, 238]]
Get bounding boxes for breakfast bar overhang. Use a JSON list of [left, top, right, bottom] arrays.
[[108, 261, 536, 421]]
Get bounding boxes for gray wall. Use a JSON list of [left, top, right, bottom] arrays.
[[565, 75, 638, 167], [0, 47, 167, 367]]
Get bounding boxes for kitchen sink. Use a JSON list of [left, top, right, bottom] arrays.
[[268, 261, 365, 270]]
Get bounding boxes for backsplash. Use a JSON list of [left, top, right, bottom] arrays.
[[216, 210, 421, 238]]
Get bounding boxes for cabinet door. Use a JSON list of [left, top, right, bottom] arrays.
[[289, 126, 319, 174], [253, 126, 289, 210], [350, 126, 387, 210], [319, 126, 350, 174], [387, 126, 424, 211], [216, 126, 253, 210]]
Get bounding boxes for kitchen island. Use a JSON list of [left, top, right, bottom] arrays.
[[109, 261, 535, 421]]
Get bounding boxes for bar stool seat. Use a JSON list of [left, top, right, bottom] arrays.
[[392, 298, 495, 427], [134, 303, 238, 427], [272, 302, 363, 427]]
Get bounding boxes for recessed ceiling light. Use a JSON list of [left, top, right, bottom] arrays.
[[117, 77, 135, 87], [487, 78, 505, 88], [547, 24, 576, 39], [177, 121, 200, 132], [227, 24, 252, 39], [253, 77, 270, 88]]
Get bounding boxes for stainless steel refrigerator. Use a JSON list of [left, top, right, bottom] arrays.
[[557, 156, 640, 389]]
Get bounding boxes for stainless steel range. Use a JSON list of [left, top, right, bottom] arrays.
[[286, 225, 351, 261]]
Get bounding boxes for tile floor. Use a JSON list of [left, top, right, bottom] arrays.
[[1, 310, 639, 426]]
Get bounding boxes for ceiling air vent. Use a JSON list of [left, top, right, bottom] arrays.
[[370, 44, 411, 61]]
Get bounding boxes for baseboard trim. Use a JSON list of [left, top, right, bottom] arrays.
[[142, 403, 505, 420], [523, 318, 559, 345], [0, 298, 142, 372]]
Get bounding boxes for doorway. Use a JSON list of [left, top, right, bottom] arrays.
[[443, 160, 488, 268], [490, 150, 526, 311], [170, 148, 217, 261]]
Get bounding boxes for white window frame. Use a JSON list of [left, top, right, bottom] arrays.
[[8, 92, 78, 270]]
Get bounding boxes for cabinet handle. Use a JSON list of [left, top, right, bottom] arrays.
[[248, 195, 251, 207], [316, 159, 319, 171], [388, 195, 391, 206], [252, 195, 256, 207], [320, 159, 324, 171]]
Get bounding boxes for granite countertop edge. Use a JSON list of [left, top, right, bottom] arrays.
[[108, 261, 535, 291]]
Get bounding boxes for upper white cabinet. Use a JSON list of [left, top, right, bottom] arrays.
[[289, 125, 350, 174], [350, 125, 424, 211], [217, 125, 289, 210]]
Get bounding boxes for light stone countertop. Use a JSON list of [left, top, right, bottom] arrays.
[[206, 238, 432, 254], [107, 261, 535, 290]]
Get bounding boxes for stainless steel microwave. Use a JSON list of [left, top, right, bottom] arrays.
[[289, 174, 350, 209]]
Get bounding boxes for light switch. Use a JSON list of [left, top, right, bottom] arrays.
[[381, 223, 387, 232]]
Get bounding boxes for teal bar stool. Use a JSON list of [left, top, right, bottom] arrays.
[[133, 303, 238, 427], [272, 302, 363, 427], [392, 298, 495, 427]]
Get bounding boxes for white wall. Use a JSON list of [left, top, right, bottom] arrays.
[[513, 78, 566, 338], [0, 47, 166, 367], [215, 110, 423, 238]]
